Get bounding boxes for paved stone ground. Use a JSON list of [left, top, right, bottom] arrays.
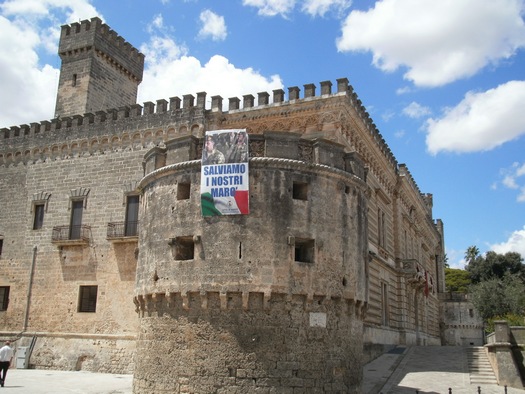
[[0, 369, 132, 393], [3, 346, 524, 393], [363, 346, 525, 394]]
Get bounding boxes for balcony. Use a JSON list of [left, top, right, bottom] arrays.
[[107, 221, 139, 243], [400, 259, 426, 290], [51, 225, 91, 246]]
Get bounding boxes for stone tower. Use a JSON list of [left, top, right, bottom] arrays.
[[133, 132, 370, 393], [54, 17, 144, 118]]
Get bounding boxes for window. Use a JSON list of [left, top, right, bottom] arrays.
[[0, 287, 9, 311], [0, 238, 3, 257], [377, 208, 386, 248], [72, 74, 77, 87], [125, 195, 139, 236], [294, 238, 315, 263], [177, 182, 191, 200], [33, 203, 45, 230], [78, 286, 97, 312], [381, 282, 389, 325], [32, 192, 51, 231], [70, 200, 84, 240], [404, 230, 408, 258], [173, 236, 194, 260], [292, 181, 308, 201]]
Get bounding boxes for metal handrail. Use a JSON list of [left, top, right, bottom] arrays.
[[107, 221, 139, 238], [51, 225, 91, 242]]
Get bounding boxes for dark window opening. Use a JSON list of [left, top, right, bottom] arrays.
[[177, 182, 191, 200], [239, 242, 242, 259], [78, 285, 97, 313], [378, 208, 386, 247], [174, 236, 194, 260], [33, 203, 45, 230], [382, 282, 389, 325], [70, 200, 84, 240], [292, 182, 308, 200], [0, 239, 3, 257], [72, 74, 77, 87], [0, 287, 9, 311], [125, 195, 139, 236], [294, 238, 315, 263]]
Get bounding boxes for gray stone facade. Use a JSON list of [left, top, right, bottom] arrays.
[[0, 18, 446, 393], [440, 292, 484, 346]]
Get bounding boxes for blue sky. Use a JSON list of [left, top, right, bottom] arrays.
[[1, 0, 524, 268]]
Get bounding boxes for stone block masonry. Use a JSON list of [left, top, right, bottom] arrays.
[[0, 16, 446, 392]]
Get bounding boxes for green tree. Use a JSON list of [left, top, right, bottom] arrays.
[[462, 248, 525, 322], [445, 268, 471, 293], [469, 274, 525, 320], [465, 245, 480, 264], [466, 248, 524, 284]]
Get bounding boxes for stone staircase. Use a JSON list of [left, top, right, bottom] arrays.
[[467, 346, 498, 385]]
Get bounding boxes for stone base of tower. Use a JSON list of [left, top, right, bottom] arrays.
[[132, 292, 364, 393]]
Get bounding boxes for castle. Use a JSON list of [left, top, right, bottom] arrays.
[[0, 17, 445, 393]]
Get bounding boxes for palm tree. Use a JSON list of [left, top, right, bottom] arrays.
[[465, 245, 480, 265]]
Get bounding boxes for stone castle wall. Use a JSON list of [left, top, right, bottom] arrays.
[[439, 293, 484, 346], [0, 142, 144, 372], [0, 16, 447, 391]]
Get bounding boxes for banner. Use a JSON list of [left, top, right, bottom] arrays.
[[201, 129, 249, 216]]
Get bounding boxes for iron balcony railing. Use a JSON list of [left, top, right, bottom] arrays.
[[107, 221, 139, 240], [51, 225, 91, 244]]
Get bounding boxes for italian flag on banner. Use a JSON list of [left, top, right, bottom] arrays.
[[201, 129, 249, 216]]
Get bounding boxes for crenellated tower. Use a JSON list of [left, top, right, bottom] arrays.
[[54, 17, 144, 118]]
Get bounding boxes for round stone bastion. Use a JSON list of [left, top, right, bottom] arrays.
[[133, 134, 369, 393]]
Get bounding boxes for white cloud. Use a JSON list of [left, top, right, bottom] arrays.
[[381, 110, 395, 122], [1, 0, 98, 23], [139, 30, 282, 108], [402, 102, 431, 119], [139, 53, 283, 109], [198, 9, 227, 41], [396, 86, 413, 95], [336, 0, 525, 87], [147, 14, 165, 33], [242, 0, 296, 17], [302, 0, 351, 17], [0, 16, 59, 126], [394, 130, 405, 139], [498, 162, 525, 202], [242, 0, 350, 18], [490, 226, 525, 257], [424, 80, 525, 154], [0, 1, 101, 127], [138, 13, 282, 107], [446, 248, 467, 269]]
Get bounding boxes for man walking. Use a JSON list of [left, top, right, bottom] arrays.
[[0, 341, 14, 387]]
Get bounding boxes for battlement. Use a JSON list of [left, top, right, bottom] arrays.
[[133, 291, 367, 317], [58, 17, 144, 82], [1, 77, 399, 175]]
